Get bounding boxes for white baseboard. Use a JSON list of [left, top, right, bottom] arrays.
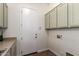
[[48, 48, 61, 56], [37, 48, 49, 53]]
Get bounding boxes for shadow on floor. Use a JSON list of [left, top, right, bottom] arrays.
[[24, 50, 56, 56]]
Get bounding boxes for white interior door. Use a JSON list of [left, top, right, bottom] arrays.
[[20, 8, 39, 55]]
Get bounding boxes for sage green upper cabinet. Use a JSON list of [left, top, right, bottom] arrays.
[[0, 3, 8, 28], [45, 13, 50, 29], [57, 3, 68, 28], [3, 3, 8, 28], [68, 3, 79, 27], [50, 8, 57, 28], [0, 4, 3, 27]]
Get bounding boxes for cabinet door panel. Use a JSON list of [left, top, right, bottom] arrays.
[[68, 3, 79, 27], [45, 13, 50, 29], [0, 4, 3, 27], [5, 50, 10, 56], [3, 4, 8, 28], [50, 8, 56, 28], [57, 4, 67, 28], [10, 43, 16, 56]]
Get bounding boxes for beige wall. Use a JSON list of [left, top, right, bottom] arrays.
[[44, 3, 60, 14]]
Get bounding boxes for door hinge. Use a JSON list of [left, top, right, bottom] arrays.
[[21, 51, 22, 54], [21, 10, 23, 14], [21, 37, 23, 40], [21, 24, 23, 27]]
